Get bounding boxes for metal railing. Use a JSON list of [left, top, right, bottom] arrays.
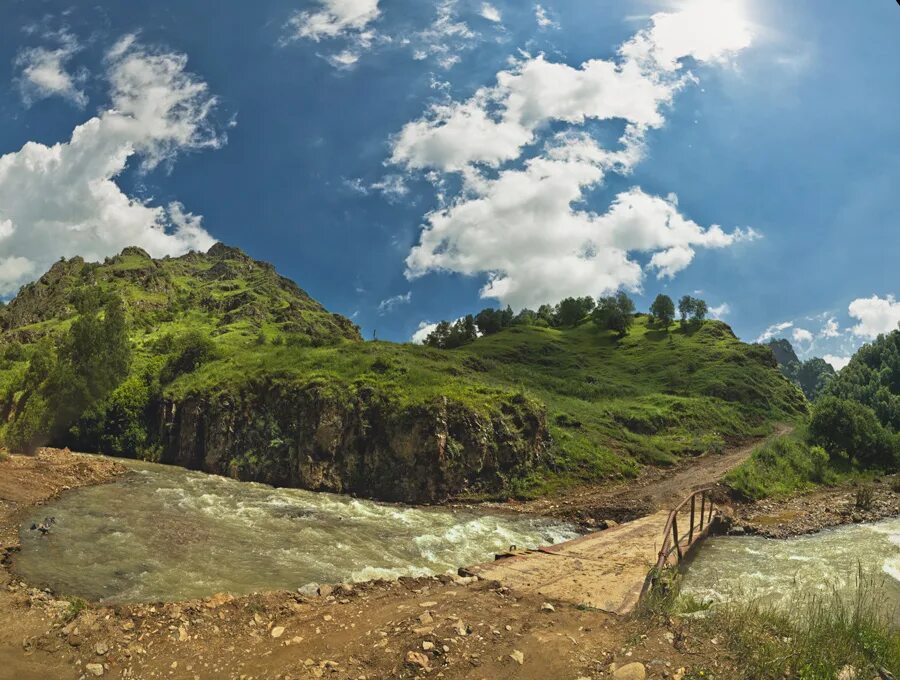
[[654, 487, 719, 571]]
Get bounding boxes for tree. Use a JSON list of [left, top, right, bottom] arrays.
[[693, 299, 708, 323], [424, 315, 478, 349], [678, 295, 709, 326], [536, 304, 556, 327], [808, 396, 898, 469], [592, 292, 635, 338], [556, 297, 595, 327], [475, 306, 514, 336], [649, 294, 675, 329], [4, 294, 131, 453], [678, 295, 694, 323], [424, 321, 452, 349]]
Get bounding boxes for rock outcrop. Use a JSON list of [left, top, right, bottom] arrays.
[[150, 381, 549, 503]]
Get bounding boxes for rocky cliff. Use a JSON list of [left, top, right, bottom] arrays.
[[150, 381, 549, 503]]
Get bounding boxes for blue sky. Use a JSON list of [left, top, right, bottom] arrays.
[[0, 0, 898, 367]]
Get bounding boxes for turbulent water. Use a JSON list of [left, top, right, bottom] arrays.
[[681, 517, 900, 613], [15, 460, 579, 603]]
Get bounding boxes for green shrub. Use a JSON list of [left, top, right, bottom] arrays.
[[160, 331, 220, 384], [726, 435, 838, 500], [809, 396, 898, 470]]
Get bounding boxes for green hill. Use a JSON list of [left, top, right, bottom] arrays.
[[0, 245, 806, 502]]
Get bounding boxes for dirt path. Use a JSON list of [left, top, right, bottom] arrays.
[[489, 425, 794, 525]]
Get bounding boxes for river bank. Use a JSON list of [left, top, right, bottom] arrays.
[[729, 476, 900, 539], [0, 448, 738, 679], [1, 447, 897, 679]]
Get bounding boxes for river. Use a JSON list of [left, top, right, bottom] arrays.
[[14, 460, 579, 603], [680, 517, 900, 614]]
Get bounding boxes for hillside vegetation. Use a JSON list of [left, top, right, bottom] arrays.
[[0, 245, 806, 502], [728, 332, 900, 499]]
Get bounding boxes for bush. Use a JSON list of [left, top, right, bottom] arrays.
[[4, 393, 52, 454], [855, 483, 875, 510], [726, 435, 838, 500], [160, 331, 220, 383], [809, 396, 898, 470]]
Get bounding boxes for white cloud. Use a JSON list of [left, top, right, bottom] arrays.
[[821, 316, 840, 338], [378, 291, 412, 314], [411, 0, 477, 70], [0, 36, 222, 296], [285, 0, 380, 67], [756, 321, 793, 344], [792, 327, 813, 345], [620, 0, 754, 71], [411, 320, 438, 344], [709, 302, 731, 319], [848, 294, 900, 339], [406, 137, 756, 308], [390, 53, 678, 173], [16, 31, 87, 107], [479, 3, 502, 23], [534, 5, 559, 30], [823, 354, 851, 372], [391, 1, 758, 308], [287, 0, 380, 41]]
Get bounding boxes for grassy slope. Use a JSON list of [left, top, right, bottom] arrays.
[[0, 247, 806, 497], [162, 316, 806, 496]]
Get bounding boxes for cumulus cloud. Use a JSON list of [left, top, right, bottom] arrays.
[[406, 138, 757, 308], [389, 0, 758, 307], [15, 30, 87, 106], [411, 0, 478, 70], [821, 316, 840, 338], [709, 302, 731, 319], [479, 3, 502, 23], [848, 294, 900, 338], [756, 321, 793, 344], [411, 320, 438, 344], [792, 327, 813, 345], [285, 0, 380, 66], [823, 355, 851, 372], [0, 36, 222, 296], [620, 0, 754, 71], [287, 0, 380, 41], [378, 291, 412, 314]]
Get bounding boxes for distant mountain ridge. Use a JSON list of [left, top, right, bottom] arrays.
[[766, 339, 835, 401], [0, 245, 805, 502]]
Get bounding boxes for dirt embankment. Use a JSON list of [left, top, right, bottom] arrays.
[[729, 477, 900, 539], [0, 448, 737, 679]]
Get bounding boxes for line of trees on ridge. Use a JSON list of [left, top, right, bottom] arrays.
[[423, 293, 710, 349]]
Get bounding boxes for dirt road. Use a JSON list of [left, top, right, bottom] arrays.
[[493, 425, 794, 525]]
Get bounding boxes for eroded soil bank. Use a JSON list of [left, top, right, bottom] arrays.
[[729, 477, 900, 539]]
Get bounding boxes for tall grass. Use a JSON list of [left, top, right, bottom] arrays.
[[714, 569, 899, 678], [642, 567, 900, 679]]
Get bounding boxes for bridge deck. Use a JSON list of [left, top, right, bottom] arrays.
[[466, 511, 669, 615]]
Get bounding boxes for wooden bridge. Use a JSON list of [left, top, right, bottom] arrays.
[[464, 488, 720, 615]]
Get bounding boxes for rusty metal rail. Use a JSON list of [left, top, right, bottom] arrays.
[[654, 487, 719, 571]]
